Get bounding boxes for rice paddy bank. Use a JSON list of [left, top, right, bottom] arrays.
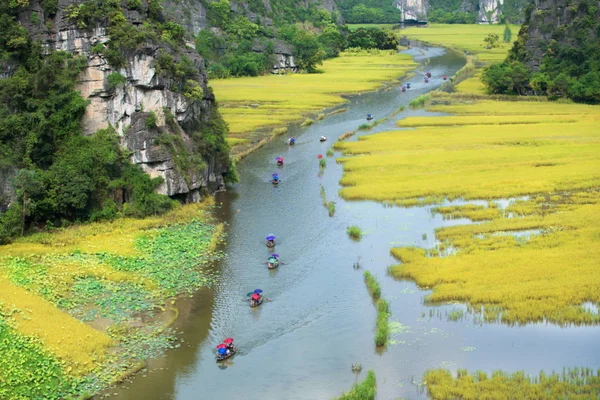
[[0, 201, 223, 398], [335, 97, 600, 325], [211, 49, 416, 156]]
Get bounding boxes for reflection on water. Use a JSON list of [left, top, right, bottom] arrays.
[[109, 47, 600, 400]]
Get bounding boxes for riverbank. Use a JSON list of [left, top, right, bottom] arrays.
[[211, 49, 416, 158], [334, 23, 600, 396], [0, 201, 223, 398]]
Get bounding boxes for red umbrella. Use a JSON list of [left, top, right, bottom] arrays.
[[224, 338, 234, 344], [251, 293, 260, 300], [317, 154, 323, 159], [216, 344, 227, 349]]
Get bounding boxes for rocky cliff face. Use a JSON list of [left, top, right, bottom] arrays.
[[395, 0, 428, 23], [478, 0, 503, 23], [13, 0, 226, 199]]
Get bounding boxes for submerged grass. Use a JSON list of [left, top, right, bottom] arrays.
[[212, 50, 416, 136], [337, 97, 600, 325], [334, 370, 377, 400], [363, 271, 381, 299], [375, 299, 390, 346], [320, 186, 335, 217], [424, 368, 600, 399]]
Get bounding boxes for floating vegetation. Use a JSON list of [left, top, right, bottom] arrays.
[[391, 105, 405, 116], [409, 94, 431, 108], [334, 370, 377, 400], [461, 346, 476, 352], [316, 113, 324, 121], [359, 117, 387, 131], [347, 225, 362, 240], [432, 204, 501, 222], [319, 158, 327, 169], [363, 271, 381, 299], [337, 130, 357, 141], [326, 148, 334, 157], [320, 186, 335, 217], [424, 368, 600, 399], [0, 202, 223, 397], [447, 308, 465, 321], [358, 123, 371, 130]]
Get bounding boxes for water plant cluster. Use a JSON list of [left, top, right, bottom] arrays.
[[334, 370, 377, 400], [363, 271, 389, 346], [347, 225, 362, 240], [320, 186, 336, 217], [363, 271, 381, 299], [0, 203, 223, 398], [425, 368, 600, 399]]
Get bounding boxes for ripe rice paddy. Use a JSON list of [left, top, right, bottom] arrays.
[[0, 201, 223, 397], [335, 99, 600, 325], [211, 50, 416, 145], [424, 368, 600, 399], [400, 24, 520, 62]]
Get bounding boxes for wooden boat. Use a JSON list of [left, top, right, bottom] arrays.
[[216, 349, 236, 362], [319, 136, 327, 142], [267, 259, 280, 269], [271, 179, 280, 186], [366, 114, 374, 121], [277, 160, 283, 166], [266, 240, 276, 248], [250, 296, 264, 307]]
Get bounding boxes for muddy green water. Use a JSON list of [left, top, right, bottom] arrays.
[[110, 48, 600, 400]]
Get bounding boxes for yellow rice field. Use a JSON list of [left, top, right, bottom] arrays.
[[336, 99, 600, 324], [400, 24, 520, 62], [212, 50, 416, 139]]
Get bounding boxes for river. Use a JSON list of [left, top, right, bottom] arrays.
[[110, 47, 600, 400]]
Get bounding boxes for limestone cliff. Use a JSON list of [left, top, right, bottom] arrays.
[[12, 0, 227, 199], [478, 0, 503, 23], [395, 0, 428, 23]]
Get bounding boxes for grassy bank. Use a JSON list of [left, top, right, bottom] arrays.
[[334, 370, 377, 400], [0, 201, 223, 398], [424, 368, 600, 399], [212, 49, 416, 152]]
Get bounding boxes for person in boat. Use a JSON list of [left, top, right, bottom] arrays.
[[267, 255, 278, 268], [366, 114, 373, 120], [276, 157, 284, 166], [320, 136, 327, 142], [266, 235, 276, 247], [271, 173, 279, 183], [406, 83, 411, 88], [289, 136, 296, 145], [443, 75, 447, 80], [227, 340, 235, 352], [401, 86, 406, 92]]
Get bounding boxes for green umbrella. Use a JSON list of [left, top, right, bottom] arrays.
[[247, 292, 254, 297]]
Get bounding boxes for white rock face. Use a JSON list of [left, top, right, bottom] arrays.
[[478, 0, 504, 23], [395, 0, 428, 22]]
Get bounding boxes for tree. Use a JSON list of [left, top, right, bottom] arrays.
[[503, 24, 512, 43], [292, 30, 325, 72], [484, 33, 500, 49], [11, 169, 44, 236]]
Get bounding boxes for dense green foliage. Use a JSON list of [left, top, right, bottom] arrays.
[[428, 9, 477, 24], [334, 370, 377, 400], [347, 28, 398, 49], [340, 1, 401, 24], [482, 0, 600, 103]]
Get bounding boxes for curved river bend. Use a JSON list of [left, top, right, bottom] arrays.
[[111, 47, 600, 400]]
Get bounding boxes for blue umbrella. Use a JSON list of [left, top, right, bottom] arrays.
[[271, 254, 279, 258], [218, 347, 227, 355], [266, 235, 275, 241], [254, 289, 263, 294]]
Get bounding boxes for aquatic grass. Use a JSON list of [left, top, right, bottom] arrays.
[[424, 368, 600, 399], [432, 204, 501, 222], [327, 108, 348, 117], [225, 137, 249, 148], [391, 105, 404, 116], [301, 118, 314, 127], [359, 117, 387, 131], [271, 127, 288, 136], [326, 148, 334, 157], [316, 113, 324, 120], [319, 158, 327, 169], [358, 123, 371, 130], [212, 51, 416, 135], [409, 93, 431, 108], [347, 226, 362, 240], [337, 130, 357, 141], [375, 299, 390, 346], [320, 186, 336, 217], [334, 369, 377, 400], [363, 271, 381, 299]]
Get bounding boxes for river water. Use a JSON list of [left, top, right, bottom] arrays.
[[111, 47, 600, 400]]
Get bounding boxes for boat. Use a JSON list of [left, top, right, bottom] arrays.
[[424, 78, 429, 83], [216, 349, 236, 362], [250, 296, 264, 307], [277, 159, 283, 166], [267, 259, 280, 269], [319, 136, 327, 142], [443, 75, 447, 81], [366, 114, 373, 120], [266, 235, 276, 247], [289, 137, 296, 146], [406, 83, 411, 89], [271, 179, 280, 185]]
